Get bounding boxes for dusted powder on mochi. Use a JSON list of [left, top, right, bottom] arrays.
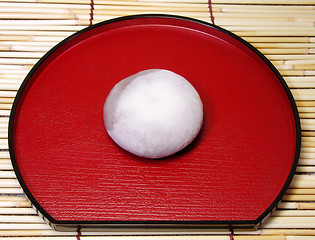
[[103, 69, 203, 159]]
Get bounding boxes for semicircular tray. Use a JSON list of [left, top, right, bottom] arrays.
[[9, 14, 301, 231]]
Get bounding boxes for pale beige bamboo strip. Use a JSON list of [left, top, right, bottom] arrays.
[[0, 229, 263, 237], [32, 36, 70, 42], [291, 203, 315, 210], [216, 17, 299, 24], [1, 75, 31, 82], [0, 46, 10, 51], [260, 49, 309, 54], [217, 18, 315, 26], [0, 52, 44, 58], [91, 10, 210, 18], [0, 103, 11, 110], [0, 159, 11, 165], [287, 82, 315, 88], [219, 7, 315, 15], [0, 59, 38, 65], [294, 65, 315, 70], [0, 237, 74, 240], [0, 178, 20, 188], [244, 37, 311, 43], [276, 70, 305, 76], [0, 13, 77, 20], [269, 60, 284, 66], [0, 2, 89, 9], [254, 43, 315, 49], [286, 189, 315, 194], [297, 131, 313, 137], [285, 236, 315, 240], [278, 202, 315, 210], [3, 0, 201, 9], [0, 207, 36, 215], [140, 0, 314, 3], [298, 144, 315, 152], [77, 12, 209, 20], [0, 7, 70, 14], [0, 188, 23, 194], [0, 110, 11, 116], [0, 171, 15, 179], [0, 30, 75, 37], [290, 179, 315, 188], [0, 118, 8, 124], [0, 19, 79, 26], [298, 107, 315, 113], [305, 70, 315, 76], [0, 215, 47, 223], [1, 9, 87, 19], [214, 12, 315, 20], [0, 75, 28, 81], [38, 0, 202, 4], [0, 134, 8, 139], [293, 174, 315, 180], [299, 152, 315, 159], [282, 195, 315, 201], [82, 236, 286, 240], [301, 146, 315, 152], [272, 210, 315, 217], [215, 4, 315, 10], [225, 26, 315, 33], [0, 196, 26, 202], [0, 225, 56, 235], [267, 55, 315, 60], [0, 236, 283, 240], [0, 197, 29, 208], [0, 64, 28, 70], [96, 17, 212, 25], [285, 63, 315, 70], [263, 216, 315, 229], [0, 229, 221, 237], [96, 0, 209, 8], [262, 229, 315, 236], [231, 30, 315, 37], [0, 237, 227, 240], [93, 4, 209, 12], [0, 41, 56, 48], [297, 159, 315, 166], [0, 35, 36, 41], [297, 166, 315, 173], [0, 0, 35, 1], [0, 42, 56, 53], [299, 116, 315, 123], [0, 152, 10, 159], [292, 90, 315, 101], [0, 229, 79, 237], [0, 25, 83, 31], [0, 164, 12, 170]]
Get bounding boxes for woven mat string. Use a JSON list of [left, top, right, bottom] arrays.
[[76, 226, 82, 240], [89, 0, 94, 26], [208, 0, 215, 25], [229, 226, 234, 240]]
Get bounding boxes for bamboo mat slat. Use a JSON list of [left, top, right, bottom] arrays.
[[0, 0, 315, 239]]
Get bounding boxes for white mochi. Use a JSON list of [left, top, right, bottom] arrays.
[[103, 69, 203, 159]]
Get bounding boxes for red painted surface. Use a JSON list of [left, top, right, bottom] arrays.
[[12, 17, 297, 223]]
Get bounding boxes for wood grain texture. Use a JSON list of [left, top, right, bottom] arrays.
[[0, 0, 314, 239]]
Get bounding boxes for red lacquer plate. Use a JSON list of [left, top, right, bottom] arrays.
[[9, 15, 300, 231]]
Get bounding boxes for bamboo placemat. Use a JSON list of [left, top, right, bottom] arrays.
[[0, 0, 315, 239]]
